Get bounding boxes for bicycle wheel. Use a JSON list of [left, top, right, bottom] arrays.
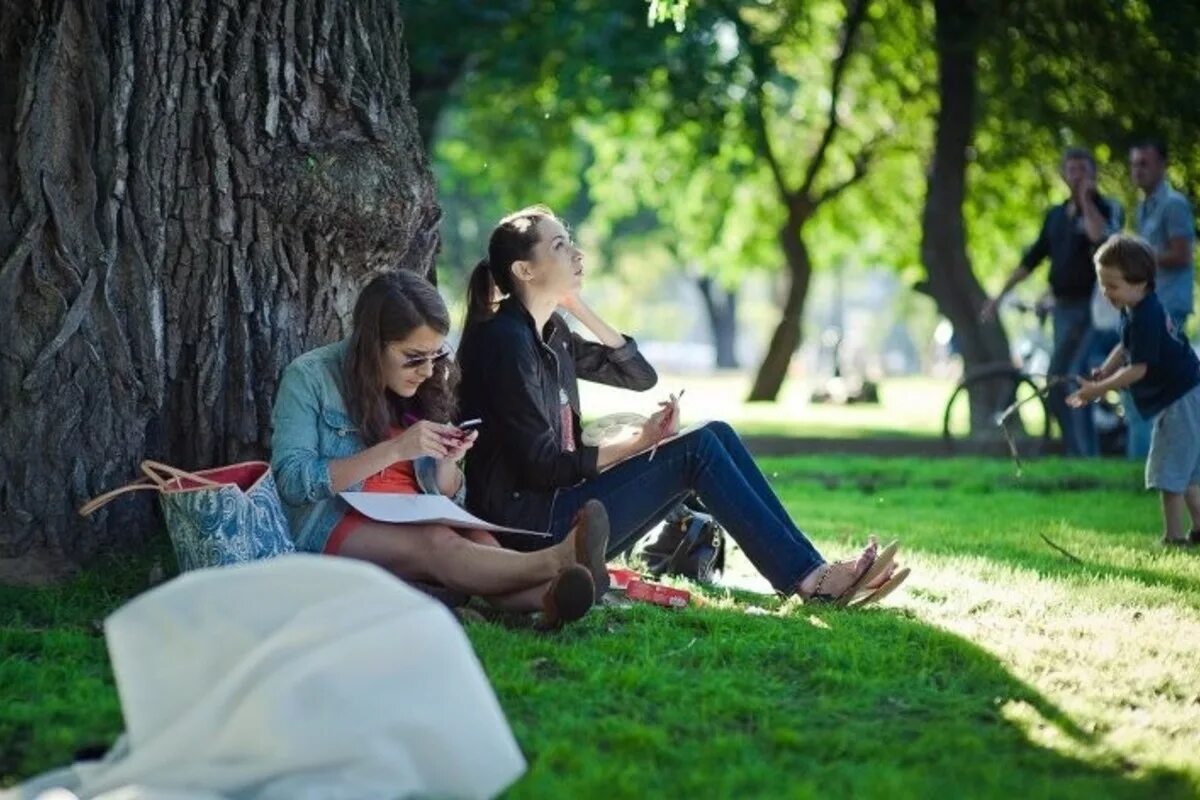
[[943, 366, 1052, 457]]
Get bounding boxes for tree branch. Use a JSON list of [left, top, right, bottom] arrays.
[[798, 0, 872, 198], [811, 133, 884, 208], [719, 2, 792, 201]]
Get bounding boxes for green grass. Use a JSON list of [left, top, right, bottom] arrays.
[[3, 456, 1200, 798], [580, 373, 953, 439]]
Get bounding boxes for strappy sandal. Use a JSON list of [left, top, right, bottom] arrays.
[[806, 541, 898, 607], [850, 566, 911, 608], [572, 499, 611, 601], [539, 564, 595, 630]]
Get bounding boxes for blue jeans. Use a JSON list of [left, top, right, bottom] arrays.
[[1048, 300, 1097, 457], [1126, 310, 1190, 460], [502, 421, 826, 593]]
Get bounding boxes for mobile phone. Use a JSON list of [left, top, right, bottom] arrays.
[[455, 418, 482, 430]]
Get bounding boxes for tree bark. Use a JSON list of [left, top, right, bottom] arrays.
[[920, 0, 1011, 429], [0, 0, 440, 577], [695, 275, 739, 370], [748, 210, 812, 401]]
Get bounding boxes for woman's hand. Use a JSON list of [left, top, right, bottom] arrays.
[[632, 403, 677, 452], [389, 421, 460, 461], [559, 291, 584, 316], [441, 429, 478, 462]]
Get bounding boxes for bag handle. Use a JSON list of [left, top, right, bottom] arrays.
[[666, 516, 710, 576], [140, 460, 222, 489], [79, 460, 225, 517], [78, 480, 159, 517]]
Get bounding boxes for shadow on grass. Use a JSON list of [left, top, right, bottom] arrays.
[[3, 548, 1194, 798], [470, 603, 1195, 800], [0, 545, 172, 785]]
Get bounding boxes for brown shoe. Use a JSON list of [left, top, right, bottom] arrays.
[[572, 499, 611, 601], [540, 564, 595, 629]]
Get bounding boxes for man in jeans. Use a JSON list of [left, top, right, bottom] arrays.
[[982, 148, 1124, 456], [1125, 137, 1197, 459]]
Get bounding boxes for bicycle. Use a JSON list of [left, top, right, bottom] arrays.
[[941, 298, 1126, 462]]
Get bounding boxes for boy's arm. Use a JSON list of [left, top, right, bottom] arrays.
[[1091, 343, 1127, 380], [1089, 363, 1147, 394], [1069, 362, 1147, 407]]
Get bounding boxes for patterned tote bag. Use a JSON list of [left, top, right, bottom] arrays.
[[80, 460, 295, 571]]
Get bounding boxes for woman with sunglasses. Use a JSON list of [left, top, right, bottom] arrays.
[[457, 206, 908, 606], [270, 270, 609, 627]]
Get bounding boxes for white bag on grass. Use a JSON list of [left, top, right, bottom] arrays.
[[5, 555, 525, 800]]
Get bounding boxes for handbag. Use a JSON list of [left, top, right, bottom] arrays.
[[80, 460, 295, 571], [635, 499, 725, 584]]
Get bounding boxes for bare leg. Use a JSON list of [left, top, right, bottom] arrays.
[[1161, 492, 1188, 542], [1184, 485, 1200, 531], [338, 522, 573, 595]]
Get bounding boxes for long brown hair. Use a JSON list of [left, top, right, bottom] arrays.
[[343, 270, 459, 445], [462, 205, 559, 331]]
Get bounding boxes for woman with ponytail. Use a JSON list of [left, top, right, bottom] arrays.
[[270, 270, 609, 627], [457, 207, 908, 605]]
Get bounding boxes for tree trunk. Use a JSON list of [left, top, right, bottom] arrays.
[[920, 0, 1011, 430], [748, 212, 812, 401], [695, 276, 739, 370], [0, 0, 440, 578]]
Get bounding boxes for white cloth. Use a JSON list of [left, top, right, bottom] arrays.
[[5, 555, 525, 800]]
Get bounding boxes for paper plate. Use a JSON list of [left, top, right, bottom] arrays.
[[581, 412, 648, 447]]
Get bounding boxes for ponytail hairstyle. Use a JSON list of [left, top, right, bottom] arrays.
[[343, 270, 460, 445], [462, 204, 559, 331]]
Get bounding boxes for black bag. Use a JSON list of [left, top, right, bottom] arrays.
[[636, 499, 726, 583]]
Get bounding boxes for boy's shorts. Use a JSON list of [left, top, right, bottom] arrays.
[[1147, 383, 1200, 492]]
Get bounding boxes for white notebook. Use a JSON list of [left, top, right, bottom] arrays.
[[340, 492, 550, 538]]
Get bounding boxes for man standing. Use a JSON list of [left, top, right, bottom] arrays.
[[982, 148, 1124, 457], [1125, 137, 1197, 458]]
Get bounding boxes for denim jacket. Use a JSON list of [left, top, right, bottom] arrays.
[[270, 340, 465, 553]]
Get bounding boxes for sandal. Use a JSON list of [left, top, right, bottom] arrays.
[[805, 540, 898, 607], [850, 567, 911, 608], [572, 500, 611, 601], [540, 564, 595, 630]]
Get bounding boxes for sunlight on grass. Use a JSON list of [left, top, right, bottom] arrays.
[[3, 457, 1199, 797], [580, 373, 953, 438]]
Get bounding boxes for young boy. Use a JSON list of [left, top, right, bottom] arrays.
[[1068, 234, 1200, 545]]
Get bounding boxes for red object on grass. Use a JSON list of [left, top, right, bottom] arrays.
[[607, 567, 640, 590], [625, 579, 691, 608]]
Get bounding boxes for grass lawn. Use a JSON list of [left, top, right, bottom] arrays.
[[580, 373, 954, 439], [3, 455, 1200, 798]]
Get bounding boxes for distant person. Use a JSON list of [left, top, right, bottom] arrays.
[[981, 147, 1124, 457], [1069, 235, 1200, 546], [456, 205, 908, 606], [1124, 138, 1197, 459]]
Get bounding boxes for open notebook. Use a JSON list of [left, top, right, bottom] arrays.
[[340, 492, 550, 538], [599, 421, 711, 472]]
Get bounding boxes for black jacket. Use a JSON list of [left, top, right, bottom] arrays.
[[1019, 194, 1124, 302], [457, 297, 658, 531]]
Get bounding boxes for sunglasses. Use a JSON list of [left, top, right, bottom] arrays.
[[399, 346, 453, 370]]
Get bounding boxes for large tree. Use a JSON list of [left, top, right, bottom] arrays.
[[0, 0, 439, 580]]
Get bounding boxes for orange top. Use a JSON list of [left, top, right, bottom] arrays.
[[325, 426, 420, 555], [361, 457, 420, 494]]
